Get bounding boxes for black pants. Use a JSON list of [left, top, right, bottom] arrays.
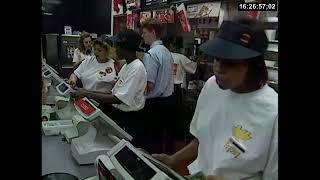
[[140, 95, 177, 154], [172, 84, 189, 140], [100, 105, 145, 148]]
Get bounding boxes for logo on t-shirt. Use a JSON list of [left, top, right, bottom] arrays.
[[106, 67, 113, 74], [224, 125, 252, 158], [172, 63, 178, 75]]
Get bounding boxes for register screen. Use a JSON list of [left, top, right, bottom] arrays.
[[58, 83, 69, 92], [115, 146, 156, 180]]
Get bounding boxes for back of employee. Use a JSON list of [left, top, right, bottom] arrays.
[[141, 18, 174, 154], [162, 35, 198, 152], [153, 17, 278, 180]]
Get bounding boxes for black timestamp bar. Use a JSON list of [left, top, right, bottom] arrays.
[[238, 3, 277, 11]]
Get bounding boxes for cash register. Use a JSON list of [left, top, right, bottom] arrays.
[[88, 139, 186, 180], [70, 98, 132, 165], [42, 61, 72, 97]]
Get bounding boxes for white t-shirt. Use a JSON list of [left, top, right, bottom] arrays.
[[188, 76, 278, 180], [112, 59, 147, 112], [171, 52, 197, 88], [74, 56, 117, 93], [72, 48, 94, 63]]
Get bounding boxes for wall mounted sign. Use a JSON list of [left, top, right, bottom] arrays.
[[153, 9, 174, 23], [187, 2, 221, 18]]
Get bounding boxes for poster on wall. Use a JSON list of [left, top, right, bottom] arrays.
[[153, 9, 174, 23], [187, 2, 221, 18], [140, 11, 152, 24], [113, 0, 124, 15], [126, 0, 136, 10]]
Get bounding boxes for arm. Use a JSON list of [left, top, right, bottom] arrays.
[[180, 54, 197, 74], [146, 82, 155, 93], [152, 138, 199, 171], [71, 88, 122, 104], [86, 92, 122, 105], [67, 73, 78, 87], [143, 53, 158, 93], [171, 138, 199, 167], [262, 117, 278, 180]]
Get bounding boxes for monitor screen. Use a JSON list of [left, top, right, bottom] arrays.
[[44, 70, 51, 76], [98, 159, 116, 180], [115, 146, 156, 180], [58, 83, 69, 92]]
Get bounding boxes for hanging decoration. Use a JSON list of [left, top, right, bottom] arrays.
[[176, 3, 191, 32], [113, 0, 125, 15]]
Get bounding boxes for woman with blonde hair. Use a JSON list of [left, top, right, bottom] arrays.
[[72, 32, 94, 69], [67, 38, 117, 94]]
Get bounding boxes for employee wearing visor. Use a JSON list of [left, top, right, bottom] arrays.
[[153, 17, 278, 180], [71, 30, 147, 147]]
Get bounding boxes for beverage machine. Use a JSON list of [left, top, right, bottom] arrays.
[[59, 34, 80, 78]]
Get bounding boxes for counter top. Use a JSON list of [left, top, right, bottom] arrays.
[[42, 135, 96, 180]]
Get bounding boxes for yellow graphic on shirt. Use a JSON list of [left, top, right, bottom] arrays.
[[232, 125, 252, 141], [224, 125, 252, 158], [224, 139, 241, 158]]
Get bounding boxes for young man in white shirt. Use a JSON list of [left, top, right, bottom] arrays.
[[153, 17, 278, 180], [162, 35, 198, 153], [71, 30, 147, 148]]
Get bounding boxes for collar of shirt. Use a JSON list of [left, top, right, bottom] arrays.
[[150, 40, 163, 48]]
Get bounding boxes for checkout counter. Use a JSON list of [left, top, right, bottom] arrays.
[[42, 61, 190, 180], [42, 62, 133, 178]]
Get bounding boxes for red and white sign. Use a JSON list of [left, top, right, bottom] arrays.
[[177, 3, 191, 32], [153, 9, 174, 24]]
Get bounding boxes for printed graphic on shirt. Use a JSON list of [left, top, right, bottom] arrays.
[[232, 125, 252, 141], [97, 70, 107, 81], [106, 67, 113, 74], [172, 63, 178, 75], [224, 125, 252, 158]]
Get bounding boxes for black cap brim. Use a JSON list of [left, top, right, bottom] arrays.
[[108, 35, 122, 43], [200, 37, 261, 60], [109, 36, 145, 52]]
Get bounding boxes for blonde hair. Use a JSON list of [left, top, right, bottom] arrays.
[[140, 18, 163, 38], [93, 39, 117, 60], [79, 32, 92, 54]]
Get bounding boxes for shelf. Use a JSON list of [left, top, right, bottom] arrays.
[[113, 14, 127, 18], [171, 0, 221, 6]]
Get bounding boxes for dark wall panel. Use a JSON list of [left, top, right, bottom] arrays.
[[81, 0, 112, 35], [42, 0, 112, 35]]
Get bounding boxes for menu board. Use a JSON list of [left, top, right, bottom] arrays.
[[187, 2, 221, 18], [142, 0, 170, 10]]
